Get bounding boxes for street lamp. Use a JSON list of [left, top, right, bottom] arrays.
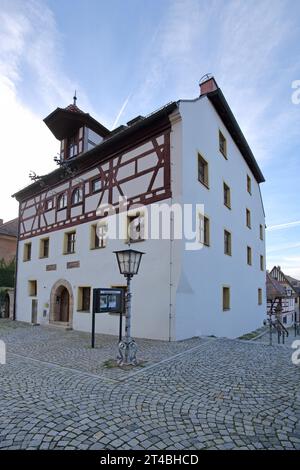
[[114, 248, 144, 365]]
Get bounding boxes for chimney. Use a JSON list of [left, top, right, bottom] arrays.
[[199, 74, 218, 96], [0, 219, 3, 225]]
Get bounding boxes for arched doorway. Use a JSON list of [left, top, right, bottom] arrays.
[[50, 279, 73, 327]]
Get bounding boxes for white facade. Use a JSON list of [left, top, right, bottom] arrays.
[[14, 80, 266, 340]]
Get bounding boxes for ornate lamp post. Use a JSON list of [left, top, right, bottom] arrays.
[[114, 248, 144, 365]]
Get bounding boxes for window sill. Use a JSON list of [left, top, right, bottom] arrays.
[[39, 256, 49, 259], [23, 259, 31, 262], [127, 238, 145, 244], [90, 246, 106, 250], [198, 179, 209, 190], [223, 308, 230, 311], [63, 252, 76, 255], [224, 203, 231, 210], [77, 310, 90, 313], [220, 150, 228, 160]]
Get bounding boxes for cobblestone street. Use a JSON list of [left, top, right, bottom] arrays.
[[0, 320, 299, 450]]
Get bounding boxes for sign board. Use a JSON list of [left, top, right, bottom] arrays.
[[93, 288, 124, 314], [91, 288, 125, 348]]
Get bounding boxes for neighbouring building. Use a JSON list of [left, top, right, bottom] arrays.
[[285, 274, 300, 321], [12, 76, 266, 340], [0, 218, 18, 264], [269, 266, 298, 327]]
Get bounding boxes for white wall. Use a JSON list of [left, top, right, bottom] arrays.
[[15, 211, 173, 341], [174, 96, 266, 339]]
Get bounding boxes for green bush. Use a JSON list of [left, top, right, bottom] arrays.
[[0, 258, 15, 288]]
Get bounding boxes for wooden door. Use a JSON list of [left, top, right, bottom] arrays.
[[60, 288, 69, 322]]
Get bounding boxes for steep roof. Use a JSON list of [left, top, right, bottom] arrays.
[[0, 218, 18, 237], [266, 272, 286, 300], [285, 274, 300, 295], [270, 266, 298, 296]]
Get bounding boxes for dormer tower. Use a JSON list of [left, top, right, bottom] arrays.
[[43, 97, 110, 161]]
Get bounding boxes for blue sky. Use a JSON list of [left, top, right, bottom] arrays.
[[1, 0, 300, 277]]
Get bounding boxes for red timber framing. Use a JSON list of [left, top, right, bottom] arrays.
[[18, 130, 172, 240]]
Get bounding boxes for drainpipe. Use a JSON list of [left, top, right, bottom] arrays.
[[13, 203, 21, 321]]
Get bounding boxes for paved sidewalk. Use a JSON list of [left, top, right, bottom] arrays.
[[0, 320, 299, 450]]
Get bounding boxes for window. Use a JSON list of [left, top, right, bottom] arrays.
[[223, 182, 231, 208], [199, 215, 210, 246], [258, 288, 263, 305], [223, 287, 230, 311], [68, 134, 77, 158], [247, 175, 252, 194], [127, 213, 144, 242], [246, 208, 251, 228], [23, 242, 32, 261], [71, 187, 83, 205], [260, 255, 264, 271], [91, 223, 107, 249], [77, 287, 91, 312], [197, 154, 209, 187], [247, 246, 252, 265], [39, 238, 49, 258], [283, 316, 287, 325], [60, 139, 65, 160], [219, 131, 227, 158], [45, 199, 53, 211], [260, 224, 264, 241], [64, 231, 76, 254], [57, 193, 67, 210], [91, 178, 102, 193], [28, 280, 37, 297], [224, 230, 232, 256]]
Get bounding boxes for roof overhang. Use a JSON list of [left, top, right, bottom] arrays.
[[43, 108, 110, 140]]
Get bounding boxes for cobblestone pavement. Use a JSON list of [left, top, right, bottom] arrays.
[[0, 320, 299, 450]]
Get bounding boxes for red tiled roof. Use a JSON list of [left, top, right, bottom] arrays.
[[266, 272, 286, 300], [64, 104, 85, 114], [0, 218, 18, 237]]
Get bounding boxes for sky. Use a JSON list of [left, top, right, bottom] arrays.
[[0, 0, 300, 277]]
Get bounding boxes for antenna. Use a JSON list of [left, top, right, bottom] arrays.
[[73, 90, 77, 106]]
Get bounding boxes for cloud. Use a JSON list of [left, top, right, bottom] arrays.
[[267, 242, 300, 254], [0, 0, 101, 222], [267, 220, 300, 231]]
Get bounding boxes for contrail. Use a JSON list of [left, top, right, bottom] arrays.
[[112, 94, 131, 129], [267, 220, 300, 231]]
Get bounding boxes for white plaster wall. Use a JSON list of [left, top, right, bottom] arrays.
[[174, 97, 266, 339], [15, 211, 173, 341]]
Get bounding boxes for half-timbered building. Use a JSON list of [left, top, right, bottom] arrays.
[[269, 266, 298, 326], [13, 77, 266, 340]]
